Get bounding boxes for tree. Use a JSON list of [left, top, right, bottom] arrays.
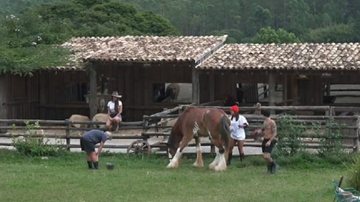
[[252, 27, 300, 43], [0, 0, 178, 75], [305, 24, 355, 43]]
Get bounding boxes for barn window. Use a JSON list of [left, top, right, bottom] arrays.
[[234, 83, 283, 105], [64, 82, 87, 103], [153, 83, 192, 103]]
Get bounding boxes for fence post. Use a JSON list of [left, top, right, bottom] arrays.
[[65, 119, 71, 151], [329, 106, 335, 118], [254, 102, 262, 115], [210, 145, 215, 155], [355, 116, 360, 152]]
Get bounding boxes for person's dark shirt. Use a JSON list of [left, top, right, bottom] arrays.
[[83, 129, 107, 144]]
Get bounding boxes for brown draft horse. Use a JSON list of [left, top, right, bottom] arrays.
[[167, 107, 231, 171]]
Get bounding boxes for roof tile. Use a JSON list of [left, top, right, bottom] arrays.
[[63, 35, 227, 65], [197, 43, 360, 71]]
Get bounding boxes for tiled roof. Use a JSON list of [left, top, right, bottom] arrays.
[[62, 35, 227, 64], [197, 43, 360, 71]]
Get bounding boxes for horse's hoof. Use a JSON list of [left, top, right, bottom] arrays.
[[214, 166, 226, 172], [193, 162, 204, 168], [166, 162, 178, 169], [208, 164, 216, 170]]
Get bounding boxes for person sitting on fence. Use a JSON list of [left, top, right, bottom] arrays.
[[106, 91, 123, 131], [261, 110, 278, 174], [80, 129, 111, 169], [227, 105, 249, 165]]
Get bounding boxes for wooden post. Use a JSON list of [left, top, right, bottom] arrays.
[[355, 116, 360, 152], [192, 68, 200, 105], [210, 145, 215, 155], [254, 102, 262, 115], [268, 73, 276, 114], [283, 75, 288, 105], [209, 71, 215, 102], [65, 119, 70, 151], [329, 106, 335, 118], [88, 64, 97, 118]]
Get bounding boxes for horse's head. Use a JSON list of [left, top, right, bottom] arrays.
[[167, 127, 182, 158], [167, 134, 178, 158]]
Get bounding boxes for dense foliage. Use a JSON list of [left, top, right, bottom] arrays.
[[0, 0, 178, 74], [121, 0, 360, 43], [348, 155, 360, 191], [2, 0, 360, 74]]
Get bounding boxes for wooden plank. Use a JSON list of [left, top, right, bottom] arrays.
[[356, 117, 360, 152], [88, 63, 97, 118], [192, 68, 200, 105], [141, 132, 171, 136], [268, 72, 276, 108], [209, 71, 215, 102]]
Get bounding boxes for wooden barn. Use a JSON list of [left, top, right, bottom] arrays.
[[0, 35, 227, 121], [2, 37, 360, 120], [196, 43, 360, 109]]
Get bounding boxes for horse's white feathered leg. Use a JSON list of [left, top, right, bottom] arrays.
[[209, 152, 220, 170], [214, 153, 227, 171], [192, 122, 204, 168], [193, 143, 204, 167], [167, 148, 182, 168]]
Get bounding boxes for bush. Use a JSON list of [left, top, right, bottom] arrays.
[[12, 121, 66, 156], [276, 116, 346, 158], [318, 120, 345, 157], [276, 115, 305, 156], [347, 155, 360, 190]]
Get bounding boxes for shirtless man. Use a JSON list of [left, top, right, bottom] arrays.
[[261, 111, 278, 174]]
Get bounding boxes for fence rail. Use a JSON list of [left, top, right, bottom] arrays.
[[1, 105, 360, 153]]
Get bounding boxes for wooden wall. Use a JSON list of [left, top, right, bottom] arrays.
[[3, 74, 39, 119], [38, 70, 89, 120], [94, 61, 193, 121], [0, 76, 8, 119], [4, 65, 360, 121], [199, 70, 270, 105]]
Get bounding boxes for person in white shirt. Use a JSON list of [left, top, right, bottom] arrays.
[[227, 105, 249, 165], [106, 91, 123, 131]]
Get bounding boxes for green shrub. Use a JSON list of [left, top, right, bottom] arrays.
[[276, 116, 346, 159], [12, 121, 66, 156], [277, 115, 305, 156], [318, 120, 345, 156], [347, 155, 360, 190]]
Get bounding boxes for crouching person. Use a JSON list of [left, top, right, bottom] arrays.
[[80, 129, 111, 169]]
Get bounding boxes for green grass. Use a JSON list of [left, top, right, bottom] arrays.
[[0, 149, 347, 202]]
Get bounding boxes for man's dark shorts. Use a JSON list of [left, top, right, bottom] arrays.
[[80, 137, 95, 153], [262, 139, 277, 153]]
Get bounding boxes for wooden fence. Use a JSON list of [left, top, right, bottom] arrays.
[[0, 105, 360, 154]]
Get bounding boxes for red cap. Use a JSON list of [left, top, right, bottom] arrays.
[[230, 105, 239, 113]]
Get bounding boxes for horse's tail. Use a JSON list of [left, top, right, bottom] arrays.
[[219, 115, 230, 150]]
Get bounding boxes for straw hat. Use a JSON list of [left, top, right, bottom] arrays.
[[111, 91, 122, 98]]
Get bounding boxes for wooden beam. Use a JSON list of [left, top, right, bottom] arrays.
[[192, 68, 200, 105], [88, 63, 97, 118], [355, 116, 360, 152], [268, 72, 276, 107], [283, 75, 288, 105], [209, 71, 215, 101]]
